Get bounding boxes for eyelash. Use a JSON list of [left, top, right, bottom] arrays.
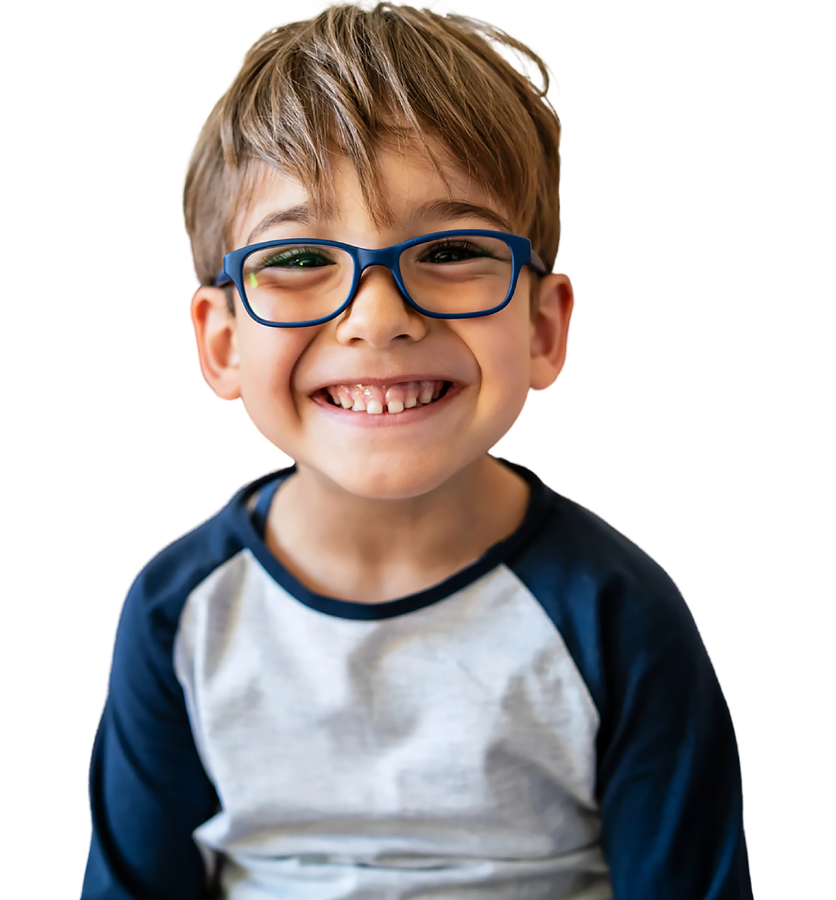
[[262, 248, 333, 267], [420, 240, 491, 261], [255, 238, 495, 270]]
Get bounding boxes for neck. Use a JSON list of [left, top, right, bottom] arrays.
[[268, 454, 529, 574]]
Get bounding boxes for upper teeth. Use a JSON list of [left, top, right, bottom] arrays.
[[324, 380, 446, 414]]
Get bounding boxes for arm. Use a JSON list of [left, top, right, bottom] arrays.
[[82, 569, 221, 899], [594, 575, 752, 899]]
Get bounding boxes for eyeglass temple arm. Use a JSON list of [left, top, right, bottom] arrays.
[[528, 250, 549, 276]]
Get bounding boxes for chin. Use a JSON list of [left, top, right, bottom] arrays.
[[320, 457, 470, 502], [312, 451, 487, 500]]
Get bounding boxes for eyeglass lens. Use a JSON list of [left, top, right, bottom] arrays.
[[240, 234, 515, 323]]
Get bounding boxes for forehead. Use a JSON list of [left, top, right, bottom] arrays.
[[230, 142, 518, 249]]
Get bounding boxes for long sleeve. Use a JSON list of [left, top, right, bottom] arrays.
[[558, 562, 753, 900], [81, 523, 236, 899], [591, 571, 751, 899], [507, 480, 753, 899]]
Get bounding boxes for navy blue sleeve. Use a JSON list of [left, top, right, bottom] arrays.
[[81, 522, 238, 900], [591, 569, 751, 899], [509, 492, 753, 900]]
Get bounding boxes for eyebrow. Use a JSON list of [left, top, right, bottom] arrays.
[[244, 199, 516, 248], [246, 204, 314, 245]]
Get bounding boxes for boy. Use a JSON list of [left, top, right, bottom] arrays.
[[82, 3, 752, 899]]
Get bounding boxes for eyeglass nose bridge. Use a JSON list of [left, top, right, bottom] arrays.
[[354, 245, 403, 272], [343, 245, 413, 311]]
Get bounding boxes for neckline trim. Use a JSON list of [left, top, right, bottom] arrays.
[[230, 459, 553, 621]]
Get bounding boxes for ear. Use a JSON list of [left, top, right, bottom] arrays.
[[190, 286, 241, 400], [529, 274, 574, 390]]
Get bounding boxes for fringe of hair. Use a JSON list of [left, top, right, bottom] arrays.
[[183, 3, 561, 300]]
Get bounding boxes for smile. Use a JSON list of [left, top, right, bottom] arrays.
[[315, 380, 454, 415], [311, 381, 465, 427]]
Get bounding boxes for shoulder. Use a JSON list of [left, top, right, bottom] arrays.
[[508, 466, 685, 622], [110, 472, 280, 686], [505, 464, 711, 727]]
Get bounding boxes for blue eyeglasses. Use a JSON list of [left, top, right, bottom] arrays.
[[214, 229, 548, 328]]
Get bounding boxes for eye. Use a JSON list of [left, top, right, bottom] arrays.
[[419, 239, 496, 264], [261, 247, 335, 268]]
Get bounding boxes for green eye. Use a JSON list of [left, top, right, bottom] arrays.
[[262, 248, 334, 268]]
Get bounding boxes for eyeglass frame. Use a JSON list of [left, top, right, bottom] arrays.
[[213, 229, 549, 328]]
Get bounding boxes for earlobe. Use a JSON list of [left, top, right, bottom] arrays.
[[529, 274, 574, 390], [190, 286, 242, 401]]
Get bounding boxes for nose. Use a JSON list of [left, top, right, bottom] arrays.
[[333, 264, 428, 347]]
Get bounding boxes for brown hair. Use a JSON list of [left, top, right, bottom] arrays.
[[183, 2, 561, 310]]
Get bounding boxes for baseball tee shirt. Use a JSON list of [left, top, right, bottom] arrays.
[[81, 460, 752, 900]]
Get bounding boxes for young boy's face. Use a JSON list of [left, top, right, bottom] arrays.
[[192, 140, 572, 501]]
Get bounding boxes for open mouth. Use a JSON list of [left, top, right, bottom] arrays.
[[312, 381, 454, 416]]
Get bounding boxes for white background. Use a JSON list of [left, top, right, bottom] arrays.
[[2, 0, 834, 896]]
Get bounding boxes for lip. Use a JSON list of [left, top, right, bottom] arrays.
[[309, 381, 464, 426]]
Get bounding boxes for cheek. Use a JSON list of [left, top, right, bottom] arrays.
[[486, 331, 533, 435], [236, 326, 308, 411], [462, 316, 532, 403]]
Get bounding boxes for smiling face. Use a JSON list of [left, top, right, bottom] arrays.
[[191, 142, 573, 501]]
